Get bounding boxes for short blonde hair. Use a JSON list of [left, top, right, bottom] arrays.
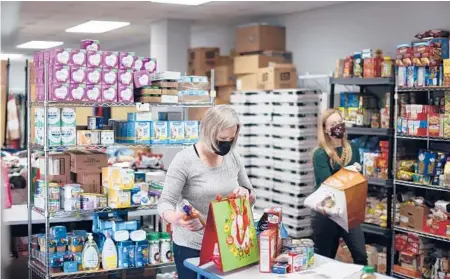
[[200, 105, 241, 153]]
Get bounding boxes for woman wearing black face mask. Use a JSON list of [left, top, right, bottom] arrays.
[[157, 105, 255, 279], [311, 109, 368, 265]]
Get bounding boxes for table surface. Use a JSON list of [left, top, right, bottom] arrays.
[[184, 255, 393, 279], [3, 204, 159, 225]]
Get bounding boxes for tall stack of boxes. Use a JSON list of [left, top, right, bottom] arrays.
[[234, 24, 298, 91], [188, 47, 219, 76], [214, 52, 236, 105], [69, 150, 107, 194]]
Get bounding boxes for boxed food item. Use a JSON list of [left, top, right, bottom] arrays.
[[399, 203, 429, 230], [236, 74, 258, 91], [68, 150, 108, 173], [259, 229, 277, 273], [234, 55, 285, 75], [304, 166, 368, 231], [235, 24, 285, 54], [257, 64, 297, 90]]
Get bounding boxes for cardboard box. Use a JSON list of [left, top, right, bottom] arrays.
[[257, 64, 297, 90], [39, 153, 71, 183], [216, 86, 235, 104], [259, 229, 277, 273], [187, 108, 208, 121], [234, 55, 286, 75], [236, 74, 258, 91], [236, 24, 286, 54], [68, 150, 107, 173], [399, 204, 429, 230], [76, 173, 101, 193], [188, 47, 220, 76], [218, 55, 233, 66], [214, 65, 235, 87]]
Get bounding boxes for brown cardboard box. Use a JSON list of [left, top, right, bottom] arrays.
[[214, 65, 235, 87], [76, 173, 101, 193], [188, 47, 220, 76], [68, 150, 108, 173], [234, 55, 285, 75], [236, 25, 286, 54], [400, 203, 429, 230], [179, 95, 210, 103], [218, 55, 233, 66], [261, 51, 293, 63], [39, 153, 71, 183], [257, 64, 298, 90], [188, 108, 209, 121], [217, 86, 235, 104], [236, 74, 259, 91]]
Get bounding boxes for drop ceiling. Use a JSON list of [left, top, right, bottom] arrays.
[[1, 1, 341, 56]]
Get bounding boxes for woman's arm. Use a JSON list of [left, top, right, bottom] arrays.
[[157, 154, 188, 224], [235, 152, 256, 204], [313, 150, 333, 187]]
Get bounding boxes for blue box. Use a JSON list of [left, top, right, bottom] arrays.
[[184, 121, 199, 144], [151, 121, 168, 144], [63, 261, 78, 273], [135, 121, 151, 145], [168, 121, 185, 144], [135, 241, 149, 267], [340, 92, 358, 108]]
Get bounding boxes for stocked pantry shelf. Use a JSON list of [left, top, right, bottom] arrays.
[[394, 226, 450, 243], [361, 223, 391, 237], [396, 86, 450, 92], [367, 178, 393, 188], [347, 127, 393, 137], [29, 101, 214, 108], [31, 143, 192, 151], [29, 260, 174, 279], [330, 77, 395, 86], [32, 205, 158, 219], [396, 134, 450, 142], [394, 179, 450, 193]]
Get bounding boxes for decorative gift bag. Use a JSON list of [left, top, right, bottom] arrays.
[[304, 165, 368, 231], [200, 194, 259, 272]]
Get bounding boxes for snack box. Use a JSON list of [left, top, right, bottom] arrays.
[[259, 229, 277, 273]]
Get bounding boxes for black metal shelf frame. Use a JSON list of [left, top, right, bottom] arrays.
[[329, 78, 396, 275]]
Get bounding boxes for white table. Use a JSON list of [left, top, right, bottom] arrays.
[[3, 204, 159, 225], [184, 255, 393, 279]]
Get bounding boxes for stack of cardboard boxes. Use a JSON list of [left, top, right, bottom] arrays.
[[214, 52, 236, 105], [234, 24, 297, 91], [188, 47, 220, 77]]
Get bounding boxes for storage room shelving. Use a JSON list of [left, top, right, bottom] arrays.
[[26, 61, 215, 279], [329, 77, 396, 275]]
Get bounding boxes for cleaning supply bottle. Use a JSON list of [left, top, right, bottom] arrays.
[[182, 201, 205, 231], [82, 233, 100, 271], [360, 266, 376, 279], [102, 232, 118, 270]]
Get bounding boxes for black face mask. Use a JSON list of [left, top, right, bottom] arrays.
[[329, 123, 346, 139], [213, 140, 233, 156]]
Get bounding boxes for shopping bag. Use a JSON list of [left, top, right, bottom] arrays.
[[199, 194, 259, 272], [304, 165, 368, 231]]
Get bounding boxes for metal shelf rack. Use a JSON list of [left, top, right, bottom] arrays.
[[329, 77, 396, 275], [26, 61, 215, 279]]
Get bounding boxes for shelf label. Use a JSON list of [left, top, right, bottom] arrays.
[[136, 103, 151, 111]]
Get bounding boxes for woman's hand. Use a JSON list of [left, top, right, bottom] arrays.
[[233, 186, 256, 205], [172, 209, 204, 232]]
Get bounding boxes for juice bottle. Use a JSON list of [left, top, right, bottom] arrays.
[[360, 266, 376, 279]]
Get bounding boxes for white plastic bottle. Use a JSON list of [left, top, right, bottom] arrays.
[[102, 232, 118, 270]]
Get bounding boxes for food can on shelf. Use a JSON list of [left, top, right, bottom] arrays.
[[48, 200, 60, 213], [61, 184, 81, 199], [48, 183, 61, 200], [80, 193, 99, 210], [62, 198, 81, 212], [87, 116, 103, 130], [98, 195, 107, 208]]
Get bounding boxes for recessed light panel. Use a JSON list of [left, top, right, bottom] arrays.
[[66, 21, 130, 34], [17, 41, 64, 49]]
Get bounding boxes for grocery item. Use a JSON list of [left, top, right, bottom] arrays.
[[102, 233, 118, 270], [360, 266, 376, 279], [82, 233, 100, 271], [117, 240, 135, 268], [381, 56, 394, 77], [135, 240, 149, 267], [87, 116, 103, 130], [148, 232, 160, 265], [160, 232, 173, 263]]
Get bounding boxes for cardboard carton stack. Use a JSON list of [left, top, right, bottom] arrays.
[[214, 51, 236, 105], [234, 24, 297, 91], [68, 150, 108, 194], [188, 47, 220, 77], [231, 88, 320, 238]]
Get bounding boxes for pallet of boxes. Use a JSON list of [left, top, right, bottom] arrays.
[[234, 23, 298, 91]]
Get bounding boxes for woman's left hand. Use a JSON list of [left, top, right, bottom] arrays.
[[233, 186, 256, 205]]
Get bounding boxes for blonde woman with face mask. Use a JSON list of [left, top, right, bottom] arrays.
[[312, 109, 368, 265]]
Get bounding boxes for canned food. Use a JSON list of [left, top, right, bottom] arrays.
[[99, 195, 107, 208], [81, 194, 99, 210], [49, 200, 60, 213], [62, 184, 81, 199], [88, 116, 103, 130], [62, 198, 81, 212], [48, 184, 61, 200]]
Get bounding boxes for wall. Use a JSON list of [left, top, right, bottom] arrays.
[[284, 1, 450, 75], [190, 23, 235, 55]]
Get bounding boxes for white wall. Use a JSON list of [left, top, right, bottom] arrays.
[[284, 1, 450, 75], [190, 23, 235, 55], [8, 60, 27, 93]]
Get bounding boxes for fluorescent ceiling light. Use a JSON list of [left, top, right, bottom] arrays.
[[17, 41, 63, 49], [66, 21, 130, 34], [151, 0, 210, 5], [0, 53, 24, 60]]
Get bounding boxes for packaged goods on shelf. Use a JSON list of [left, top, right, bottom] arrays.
[[34, 107, 76, 146], [39, 153, 71, 183], [334, 48, 391, 79], [394, 232, 434, 278]]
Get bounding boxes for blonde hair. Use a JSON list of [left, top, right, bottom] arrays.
[[200, 105, 241, 153], [316, 108, 352, 167]]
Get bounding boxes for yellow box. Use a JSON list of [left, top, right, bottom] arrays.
[[444, 59, 450, 74], [444, 114, 450, 138], [105, 187, 131, 208], [347, 108, 358, 122], [102, 167, 135, 190]]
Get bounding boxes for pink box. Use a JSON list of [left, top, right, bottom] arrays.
[[102, 51, 119, 68], [70, 49, 86, 66], [118, 69, 133, 86], [102, 68, 118, 85], [35, 85, 44, 101], [142, 58, 157, 73], [133, 57, 144, 71], [34, 67, 44, 85], [50, 83, 71, 101], [80, 39, 100, 51], [119, 52, 136, 69], [101, 84, 117, 102], [86, 51, 102, 68], [86, 84, 102, 102], [43, 50, 51, 65], [86, 68, 102, 85], [118, 84, 134, 103], [50, 48, 71, 65], [33, 52, 42, 67], [69, 83, 86, 102], [133, 70, 151, 88], [70, 66, 87, 84], [50, 65, 71, 84]]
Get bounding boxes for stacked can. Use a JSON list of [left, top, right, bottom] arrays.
[[61, 108, 76, 146], [36, 180, 61, 213], [60, 184, 81, 212], [284, 238, 315, 271]]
